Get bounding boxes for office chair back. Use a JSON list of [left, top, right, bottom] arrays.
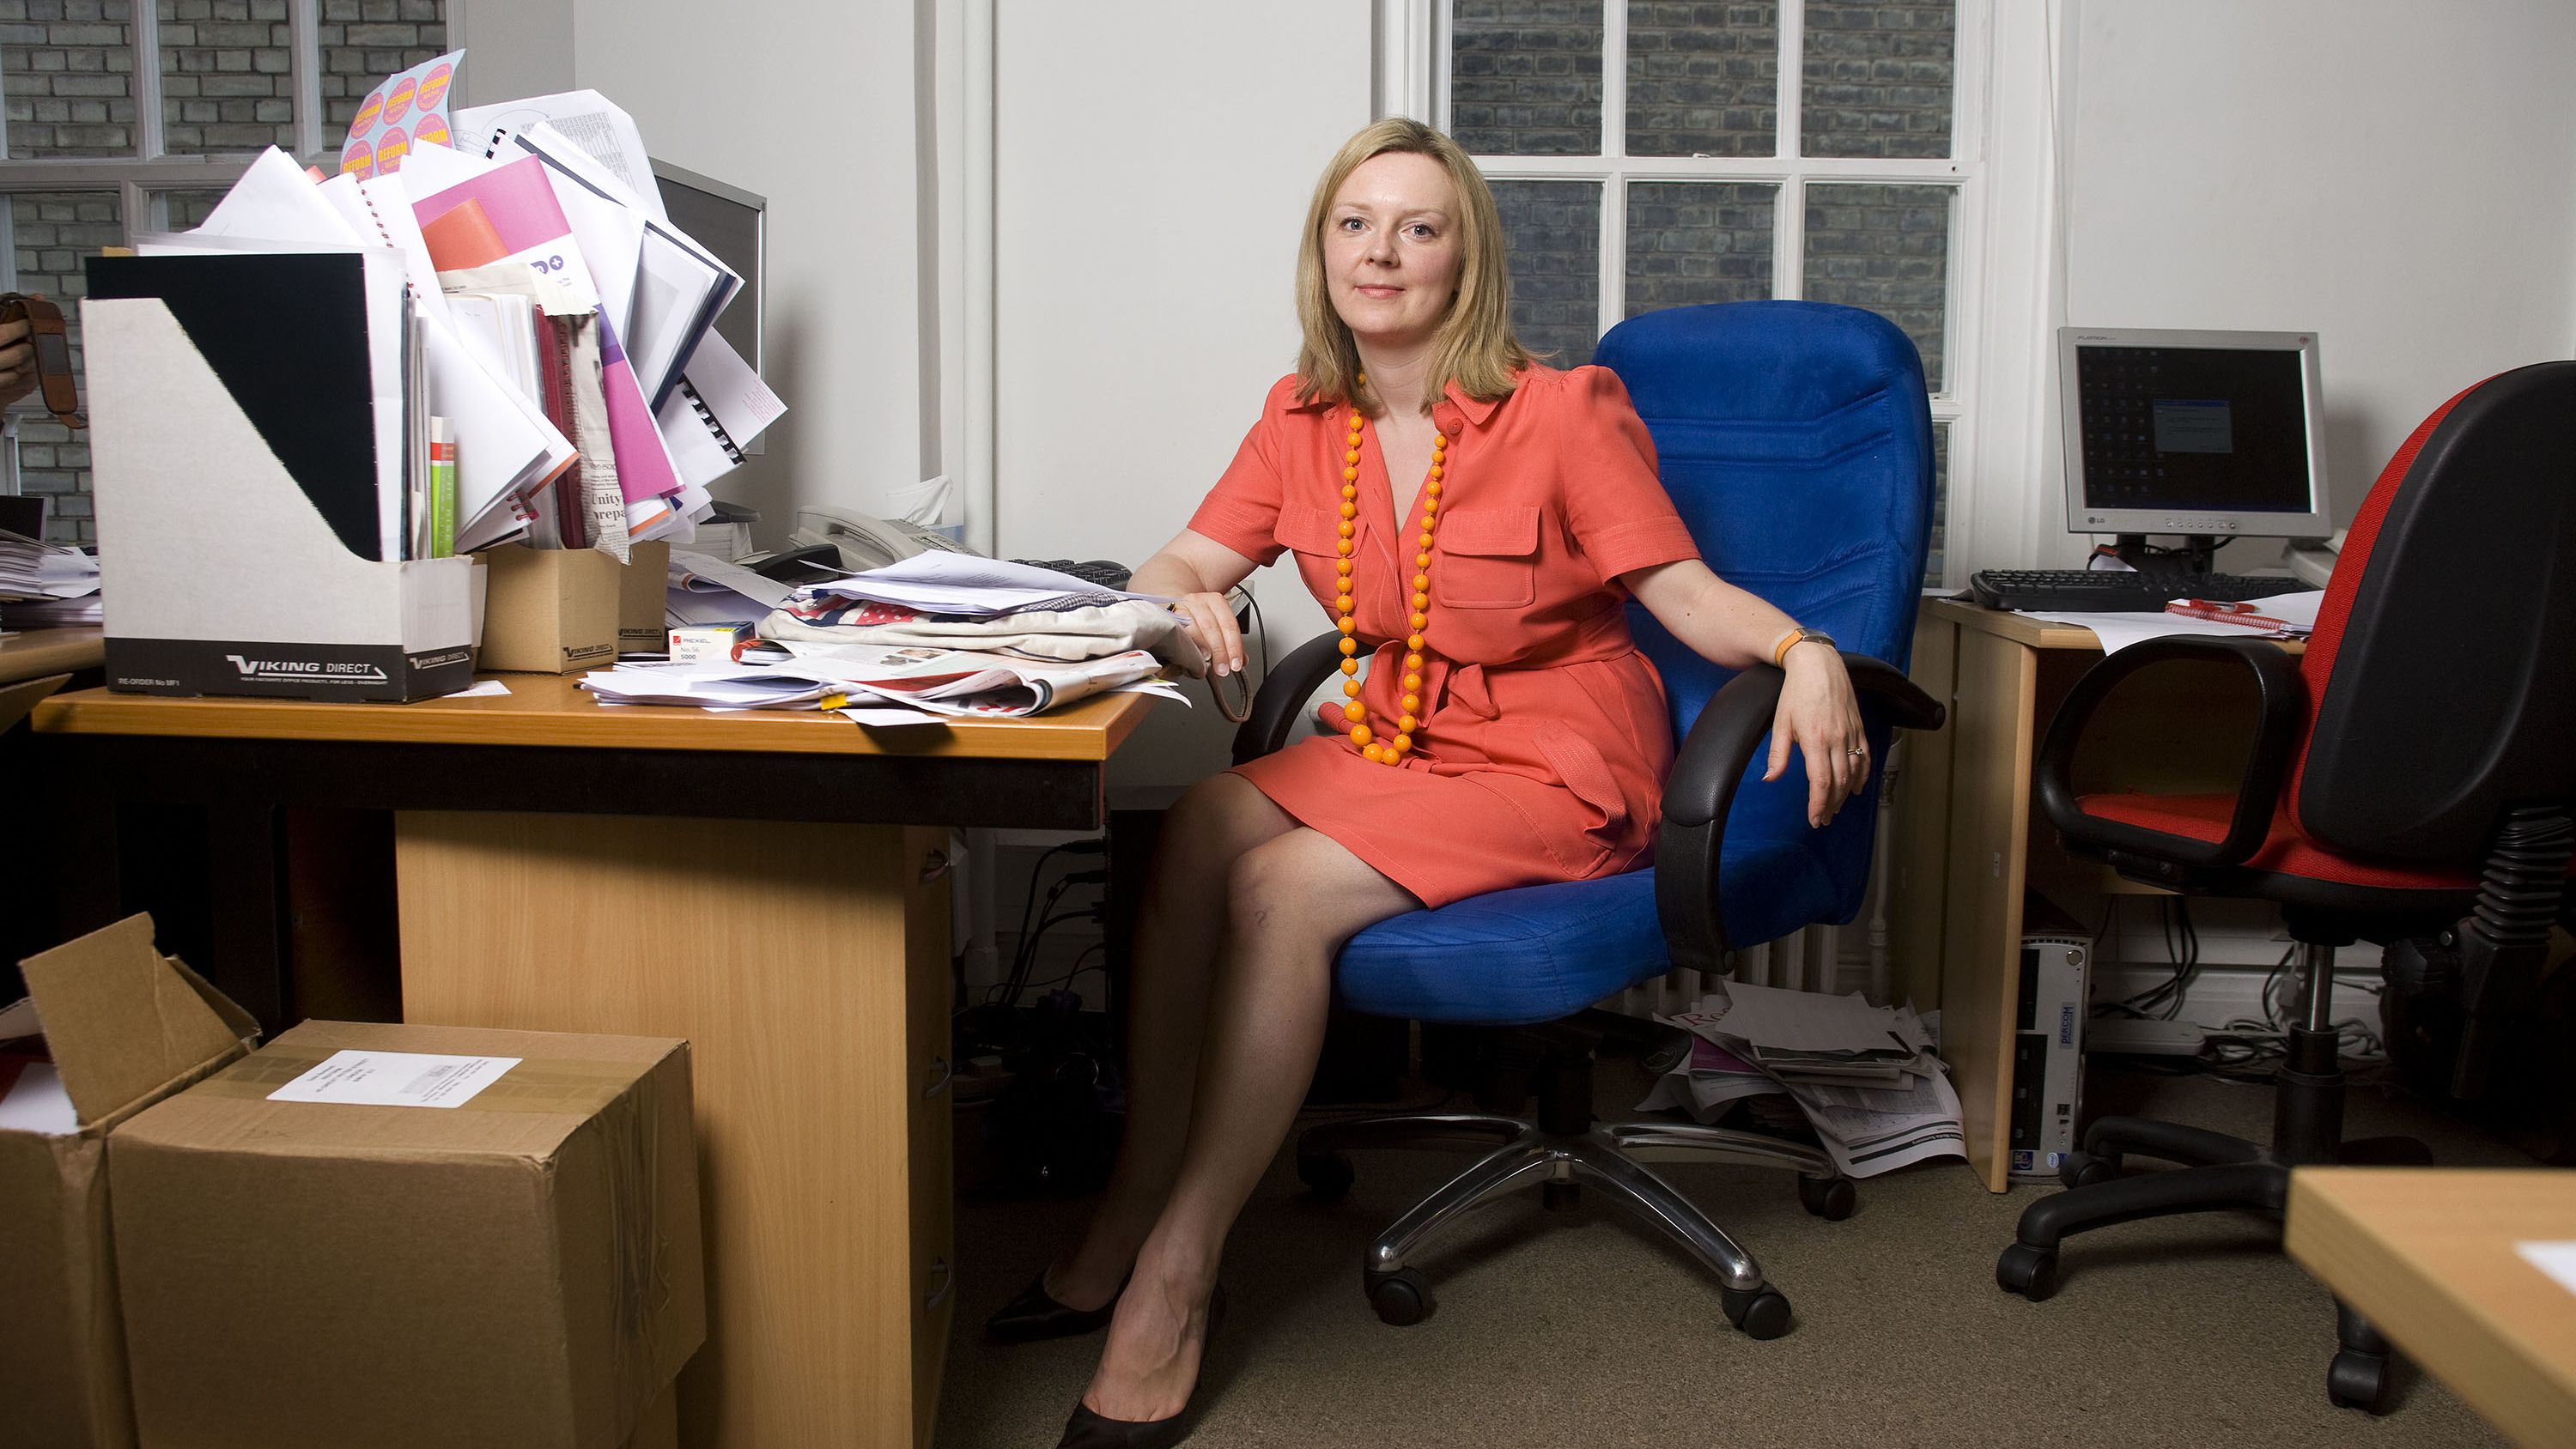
[[1595, 300, 1935, 931], [2289, 362, 2576, 864]]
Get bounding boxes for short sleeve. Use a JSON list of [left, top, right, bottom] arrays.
[[1558, 366, 1699, 589], [1184, 379, 1299, 567]]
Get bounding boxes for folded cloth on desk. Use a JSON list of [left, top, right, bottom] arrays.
[[759, 597, 1201, 670]]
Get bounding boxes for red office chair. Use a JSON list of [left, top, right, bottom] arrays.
[[1991, 361, 2576, 1415]]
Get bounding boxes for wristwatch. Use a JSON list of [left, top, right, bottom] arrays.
[[1772, 626, 1836, 667], [0, 292, 82, 429]]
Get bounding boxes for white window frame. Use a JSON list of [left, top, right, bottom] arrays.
[[1380, 0, 2069, 588]]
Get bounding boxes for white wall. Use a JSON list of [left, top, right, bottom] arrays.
[[454, 0, 933, 543], [994, 0, 1374, 790], [2059, 0, 2576, 568]]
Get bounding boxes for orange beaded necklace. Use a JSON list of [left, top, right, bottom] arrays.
[[1337, 375, 1445, 766]]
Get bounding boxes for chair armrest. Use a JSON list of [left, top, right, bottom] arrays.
[[2033, 636, 2305, 870], [1656, 652, 1946, 967], [1230, 631, 1349, 764]]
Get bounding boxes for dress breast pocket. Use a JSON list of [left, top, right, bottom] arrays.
[[1434, 505, 1540, 609], [1273, 505, 1346, 606]]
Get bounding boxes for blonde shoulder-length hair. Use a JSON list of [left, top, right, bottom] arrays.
[[1294, 118, 1531, 418]]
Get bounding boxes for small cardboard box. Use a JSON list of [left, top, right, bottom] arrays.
[[477, 543, 624, 674], [620, 541, 671, 654], [110, 1019, 706, 1449], [0, 916, 260, 1449], [82, 293, 477, 703]]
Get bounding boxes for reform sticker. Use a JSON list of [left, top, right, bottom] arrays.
[[265, 1050, 521, 1109]]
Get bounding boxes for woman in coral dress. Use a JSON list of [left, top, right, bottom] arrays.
[[1004, 118, 1868, 1448]]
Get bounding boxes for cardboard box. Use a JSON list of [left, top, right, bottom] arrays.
[[81, 293, 477, 702], [620, 541, 671, 654], [111, 1020, 705, 1449], [0, 916, 260, 1449], [477, 543, 624, 674]]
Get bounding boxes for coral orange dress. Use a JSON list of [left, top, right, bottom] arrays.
[[1188, 365, 1701, 908]]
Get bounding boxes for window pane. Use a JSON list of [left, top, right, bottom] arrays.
[[1801, 182, 1950, 391], [1801, 0, 1955, 159], [153, 186, 228, 230], [2, 3, 139, 159], [1491, 179, 1600, 367], [160, 0, 298, 155], [1625, 1, 1777, 159], [1450, 0, 1602, 157], [319, 0, 448, 137], [1624, 181, 1772, 317], [1926, 421, 1947, 586], [7, 190, 125, 544]]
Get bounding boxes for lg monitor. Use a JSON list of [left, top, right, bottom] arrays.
[[2058, 326, 2332, 570]]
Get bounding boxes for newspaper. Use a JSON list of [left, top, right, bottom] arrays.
[[1650, 984, 1965, 1179], [579, 645, 1184, 721]]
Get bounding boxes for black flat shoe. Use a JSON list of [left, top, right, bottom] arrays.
[[987, 1269, 1125, 1344], [1054, 1285, 1227, 1449]]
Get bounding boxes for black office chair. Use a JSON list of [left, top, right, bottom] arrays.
[[1232, 301, 1946, 1334], [1991, 362, 2576, 1413]]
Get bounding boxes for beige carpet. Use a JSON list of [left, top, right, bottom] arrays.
[[935, 1057, 2527, 1448]]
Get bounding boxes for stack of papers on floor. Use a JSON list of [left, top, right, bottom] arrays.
[[578, 642, 1184, 726], [1645, 980, 1965, 1178], [796, 554, 1164, 618]]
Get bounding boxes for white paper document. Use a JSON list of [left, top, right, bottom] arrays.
[[802, 553, 1170, 618], [0, 1060, 80, 1136], [2515, 1241, 2576, 1299], [266, 1049, 520, 1109]]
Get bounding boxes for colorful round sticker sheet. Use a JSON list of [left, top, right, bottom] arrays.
[[339, 49, 462, 177]]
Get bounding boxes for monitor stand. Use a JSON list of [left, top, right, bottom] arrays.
[[2111, 534, 2221, 575]]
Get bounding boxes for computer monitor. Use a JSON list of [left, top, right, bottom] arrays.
[[2058, 326, 2332, 568]]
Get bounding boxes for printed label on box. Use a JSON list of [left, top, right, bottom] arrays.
[[265, 1049, 522, 1109]]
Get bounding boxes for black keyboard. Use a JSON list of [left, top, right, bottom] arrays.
[[1969, 568, 2295, 613], [1012, 558, 1133, 591]]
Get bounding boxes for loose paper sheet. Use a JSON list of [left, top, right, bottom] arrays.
[[266, 1049, 519, 1109], [2515, 1241, 2576, 1298]]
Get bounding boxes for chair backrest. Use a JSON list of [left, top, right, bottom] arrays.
[[2288, 361, 2576, 864], [1595, 300, 1935, 920]]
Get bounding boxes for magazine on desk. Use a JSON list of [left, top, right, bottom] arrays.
[[580, 643, 1185, 724]]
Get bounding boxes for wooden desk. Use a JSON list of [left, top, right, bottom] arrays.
[[0, 623, 103, 684], [33, 677, 1156, 1449], [2287, 1168, 2576, 1446], [1888, 599, 2304, 1191]]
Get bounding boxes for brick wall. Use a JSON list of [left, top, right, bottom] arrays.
[[1, 1, 140, 156], [1625, 180, 1772, 316], [161, 0, 297, 155], [1627, 2, 1777, 156], [1452, 0, 1603, 156], [1490, 178, 1601, 367], [319, 0, 445, 133], [8, 189, 118, 539], [1801, 0, 1953, 158]]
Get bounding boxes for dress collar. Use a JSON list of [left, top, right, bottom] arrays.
[[1294, 373, 1512, 430]]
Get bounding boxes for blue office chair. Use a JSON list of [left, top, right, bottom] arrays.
[[1234, 300, 1946, 1335]]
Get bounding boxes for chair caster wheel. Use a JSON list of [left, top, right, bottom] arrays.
[[1798, 1174, 1857, 1221], [2328, 1349, 2392, 1415], [2059, 1151, 2118, 1189], [1996, 1243, 2058, 1301], [1365, 1265, 1432, 1326], [1542, 1179, 1580, 1211], [1718, 1285, 1792, 1340], [1298, 1150, 1354, 1203]]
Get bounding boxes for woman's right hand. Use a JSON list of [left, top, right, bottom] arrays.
[[1166, 591, 1244, 678]]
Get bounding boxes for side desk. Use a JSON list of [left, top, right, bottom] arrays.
[[30, 676, 1156, 1449], [2287, 1168, 2576, 1446], [1889, 598, 2302, 1192]]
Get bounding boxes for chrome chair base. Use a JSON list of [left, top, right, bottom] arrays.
[[1294, 1109, 1853, 1334]]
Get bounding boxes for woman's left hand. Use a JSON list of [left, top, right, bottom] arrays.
[[1762, 641, 1868, 828]]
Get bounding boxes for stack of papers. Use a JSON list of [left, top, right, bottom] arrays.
[[797, 554, 1165, 618], [0, 530, 101, 624], [665, 548, 793, 627], [1647, 981, 1965, 1178], [578, 642, 1184, 726], [2018, 588, 2324, 656]]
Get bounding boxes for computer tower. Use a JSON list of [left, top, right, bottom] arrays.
[[2008, 935, 2091, 1181]]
